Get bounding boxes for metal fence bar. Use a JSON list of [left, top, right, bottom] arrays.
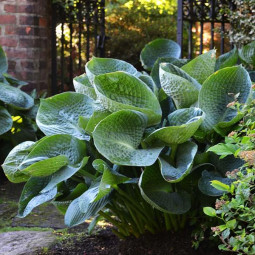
[[177, 0, 184, 57], [51, 0, 106, 95], [51, 3, 57, 95], [178, 0, 233, 58]]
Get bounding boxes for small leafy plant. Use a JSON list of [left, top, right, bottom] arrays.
[[2, 39, 254, 238], [204, 97, 255, 254]]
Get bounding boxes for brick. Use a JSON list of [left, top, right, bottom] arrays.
[[0, 15, 16, 24], [19, 16, 39, 26], [19, 38, 41, 48], [4, 4, 17, 13], [5, 48, 40, 59], [5, 25, 16, 35], [39, 17, 47, 27], [18, 5, 37, 14], [21, 60, 39, 70], [0, 37, 18, 47], [8, 60, 16, 70]]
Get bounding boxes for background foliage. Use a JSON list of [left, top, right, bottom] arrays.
[[105, 0, 177, 69]]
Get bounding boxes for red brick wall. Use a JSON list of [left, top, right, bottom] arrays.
[[0, 0, 52, 92]]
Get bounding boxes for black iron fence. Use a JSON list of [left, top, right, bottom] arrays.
[[177, 0, 234, 58], [51, 0, 105, 95]]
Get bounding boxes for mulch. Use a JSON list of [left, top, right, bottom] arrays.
[[44, 227, 232, 255]]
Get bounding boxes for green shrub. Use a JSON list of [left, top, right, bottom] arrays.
[[222, 0, 255, 47], [2, 39, 254, 238], [105, 0, 178, 68], [204, 96, 255, 254]]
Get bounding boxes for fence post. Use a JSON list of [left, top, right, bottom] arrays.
[[51, 3, 57, 95]]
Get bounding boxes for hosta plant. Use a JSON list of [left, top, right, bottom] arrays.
[[2, 39, 253, 238], [0, 46, 43, 177]]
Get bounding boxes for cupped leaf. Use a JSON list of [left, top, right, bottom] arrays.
[[3, 73, 28, 87], [0, 106, 12, 135], [145, 108, 204, 145], [21, 134, 86, 169], [94, 71, 162, 126], [2, 141, 35, 183], [215, 48, 238, 71], [93, 110, 163, 166], [198, 170, 233, 196], [139, 162, 191, 214], [0, 45, 8, 74], [0, 82, 34, 110], [140, 39, 181, 71], [37, 92, 95, 140], [85, 109, 111, 135], [41, 157, 89, 193], [18, 176, 57, 217], [199, 66, 252, 132], [159, 141, 198, 183], [73, 73, 97, 100], [151, 57, 188, 88], [65, 186, 110, 227], [85, 57, 138, 84], [160, 63, 201, 109], [181, 50, 216, 84], [138, 74, 158, 94], [238, 41, 255, 66], [20, 155, 69, 177], [209, 154, 244, 176]]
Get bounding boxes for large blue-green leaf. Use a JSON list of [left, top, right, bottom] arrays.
[[41, 157, 89, 193], [0, 82, 34, 110], [37, 92, 95, 140], [85, 57, 138, 84], [140, 39, 181, 71], [160, 63, 201, 109], [65, 186, 110, 227], [84, 109, 111, 135], [73, 73, 97, 100], [138, 74, 158, 94], [151, 57, 188, 88], [209, 154, 244, 176], [2, 141, 35, 183], [215, 48, 238, 71], [0, 45, 8, 74], [93, 110, 163, 166], [198, 170, 233, 196], [181, 50, 216, 84], [20, 135, 86, 170], [18, 176, 57, 217], [159, 141, 197, 182], [139, 162, 191, 214], [145, 108, 204, 145], [0, 106, 12, 135], [20, 156, 69, 177], [94, 71, 162, 126], [199, 66, 252, 132], [238, 41, 255, 66], [2, 73, 28, 87]]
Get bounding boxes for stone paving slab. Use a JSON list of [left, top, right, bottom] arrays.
[[0, 231, 57, 255]]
